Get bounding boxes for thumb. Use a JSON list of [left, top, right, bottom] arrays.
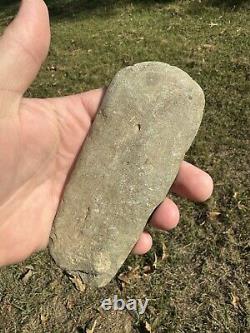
[[0, 0, 50, 94]]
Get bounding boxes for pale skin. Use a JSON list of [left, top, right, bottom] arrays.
[[0, 0, 213, 267]]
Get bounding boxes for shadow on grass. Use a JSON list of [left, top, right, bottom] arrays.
[[207, 0, 247, 6], [0, 0, 249, 22], [44, 0, 250, 17]]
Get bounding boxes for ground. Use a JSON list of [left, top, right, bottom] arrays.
[[0, 0, 249, 332]]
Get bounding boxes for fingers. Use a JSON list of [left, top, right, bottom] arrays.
[[150, 198, 179, 230], [132, 161, 213, 255], [132, 198, 179, 255], [0, 0, 50, 94], [132, 232, 152, 255], [171, 161, 213, 202]]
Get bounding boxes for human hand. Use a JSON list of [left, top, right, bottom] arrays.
[[0, 0, 213, 267]]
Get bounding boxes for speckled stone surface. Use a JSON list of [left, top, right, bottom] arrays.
[[49, 62, 205, 287]]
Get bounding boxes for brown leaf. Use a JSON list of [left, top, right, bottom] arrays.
[[209, 22, 219, 28], [231, 293, 240, 308], [118, 266, 141, 284], [237, 202, 247, 210], [86, 319, 97, 333], [202, 43, 216, 50], [233, 192, 239, 199], [40, 313, 47, 324], [21, 268, 33, 283], [143, 265, 154, 275], [69, 275, 86, 292], [208, 211, 221, 220], [66, 297, 75, 310], [47, 64, 57, 71], [145, 321, 152, 333]]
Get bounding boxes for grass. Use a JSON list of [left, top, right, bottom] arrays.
[[0, 0, 249, 332]]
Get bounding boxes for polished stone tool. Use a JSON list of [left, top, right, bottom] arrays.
[[49, 62, 205, 287]]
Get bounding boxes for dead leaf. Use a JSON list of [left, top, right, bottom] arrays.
[[40, 313, 47, 324], [69, 275, 86, 292], [118, 266, 141, 284], [215, 182, 224, 186], [237, 202, 247, 210], [66, 297, 75, 310], [209, 22, 219, 28], [143, 265, 154, 275], [47, 64, 57, 71], [203, 43, 215, 49], [145, 321, 152, 333], [21, 267, 33, 283], [231, 293, 240, 308], [25, 265, 34, 270], [143, 255, 157, 275], [208, 211, 221, 220], [86, 319, 97, 333], [233, 192, 239, 199]]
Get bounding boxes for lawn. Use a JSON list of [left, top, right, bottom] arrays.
[[0, 0, 249, 332]]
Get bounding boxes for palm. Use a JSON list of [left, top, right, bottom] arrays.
[[0, 91, 99, 264]]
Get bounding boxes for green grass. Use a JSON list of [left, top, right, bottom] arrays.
[[0, 1, 249, 332]]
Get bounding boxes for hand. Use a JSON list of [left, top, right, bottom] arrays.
[[0, 0, 213, 267]]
